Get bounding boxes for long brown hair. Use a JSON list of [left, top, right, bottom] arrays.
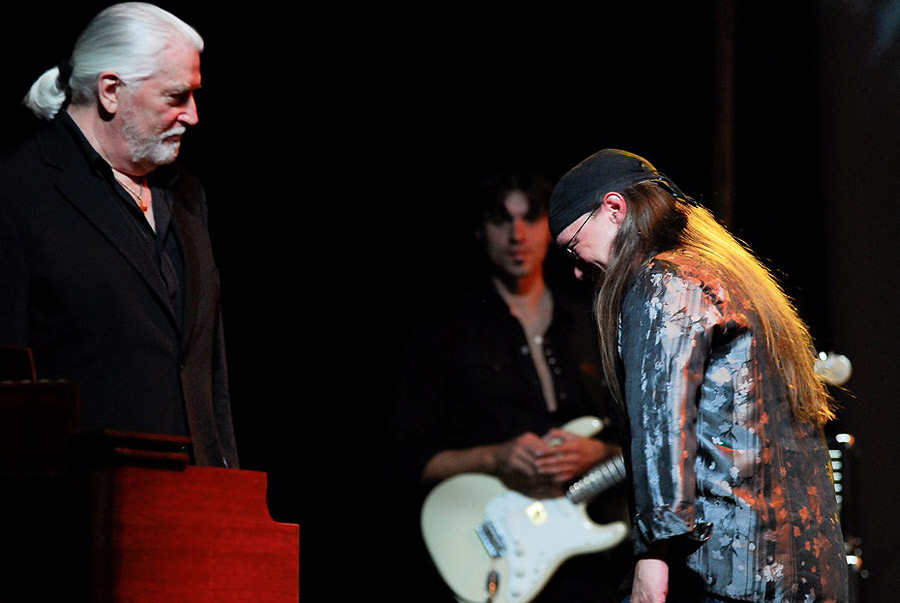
[[595, 181, 835, 426]]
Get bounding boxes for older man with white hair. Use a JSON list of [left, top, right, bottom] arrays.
[[0, 3, 238, 468]]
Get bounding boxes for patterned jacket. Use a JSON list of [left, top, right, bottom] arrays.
[[618, 250, 848, 602]]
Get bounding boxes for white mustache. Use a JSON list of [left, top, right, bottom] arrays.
[[162, 125, 186, 139]]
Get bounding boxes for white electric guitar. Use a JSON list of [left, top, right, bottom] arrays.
[[420, 417, 629, 603]]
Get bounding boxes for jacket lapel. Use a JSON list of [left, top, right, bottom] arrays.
[[39, 119, 179, 329]]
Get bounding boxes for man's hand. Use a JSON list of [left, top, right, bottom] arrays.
[[533, 429, 619, 484], [423, 427, 620, 500], [492, 432, 558, 497], [630, 558, 669, 603], [631, 540, 670, 603]]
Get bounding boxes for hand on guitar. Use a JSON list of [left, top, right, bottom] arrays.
[[492, 431, 560, 498], [493, 429, 619, 499], [534, 428, 619, 485], [421, 432, 565, 497], [421, 418, 620, 500]]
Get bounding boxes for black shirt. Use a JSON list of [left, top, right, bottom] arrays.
[[389, 281, 614, 487]]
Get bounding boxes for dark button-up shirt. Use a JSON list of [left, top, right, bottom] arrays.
[[391, 282, 614, 486]]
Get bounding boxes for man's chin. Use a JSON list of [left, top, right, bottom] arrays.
[[163, 140, 182, 160], [502, 264, 536, 280], [147, 143, 181, 167]]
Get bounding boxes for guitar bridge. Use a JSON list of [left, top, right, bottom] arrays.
[[475, 521, 506, 559]]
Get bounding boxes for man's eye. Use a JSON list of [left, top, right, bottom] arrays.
[[169, 92, 191, 106]]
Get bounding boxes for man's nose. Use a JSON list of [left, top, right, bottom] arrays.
[[181, 94, 199, 125], [510, 219, 526, 241]]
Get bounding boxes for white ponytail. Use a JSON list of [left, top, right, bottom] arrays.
[[23, 66, 69, 121]]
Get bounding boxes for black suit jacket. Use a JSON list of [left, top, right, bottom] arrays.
[[0, 116, 238, 468]]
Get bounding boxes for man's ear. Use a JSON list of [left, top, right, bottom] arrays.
[[97, 72, 123, 115], [603, 192, 627, 223]]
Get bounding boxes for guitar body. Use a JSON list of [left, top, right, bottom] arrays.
[[420, 417, 630, 603]]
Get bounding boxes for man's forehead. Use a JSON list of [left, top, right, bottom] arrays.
[[149, 41, 201, 85]]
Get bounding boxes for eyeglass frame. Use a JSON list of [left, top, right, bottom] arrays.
[[563, 203, 601, 260]]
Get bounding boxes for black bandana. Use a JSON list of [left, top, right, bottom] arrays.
[[548, 149, 661, 239]]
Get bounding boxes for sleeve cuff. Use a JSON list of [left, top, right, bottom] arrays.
[[632, 504, 713, 555]]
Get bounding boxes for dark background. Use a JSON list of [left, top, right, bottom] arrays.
[[3, 2, 898, 601]]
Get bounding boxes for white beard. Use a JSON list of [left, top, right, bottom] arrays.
[[124, 122, 185, 166], [120, 103, 186, 167]]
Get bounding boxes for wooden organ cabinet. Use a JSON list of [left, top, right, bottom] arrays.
[[0, 375, 299, 602]]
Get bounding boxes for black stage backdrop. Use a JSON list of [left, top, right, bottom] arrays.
[[1, 2, 896, 601]]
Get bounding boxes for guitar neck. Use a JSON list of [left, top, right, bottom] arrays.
[[565, 455, 626, 504]]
